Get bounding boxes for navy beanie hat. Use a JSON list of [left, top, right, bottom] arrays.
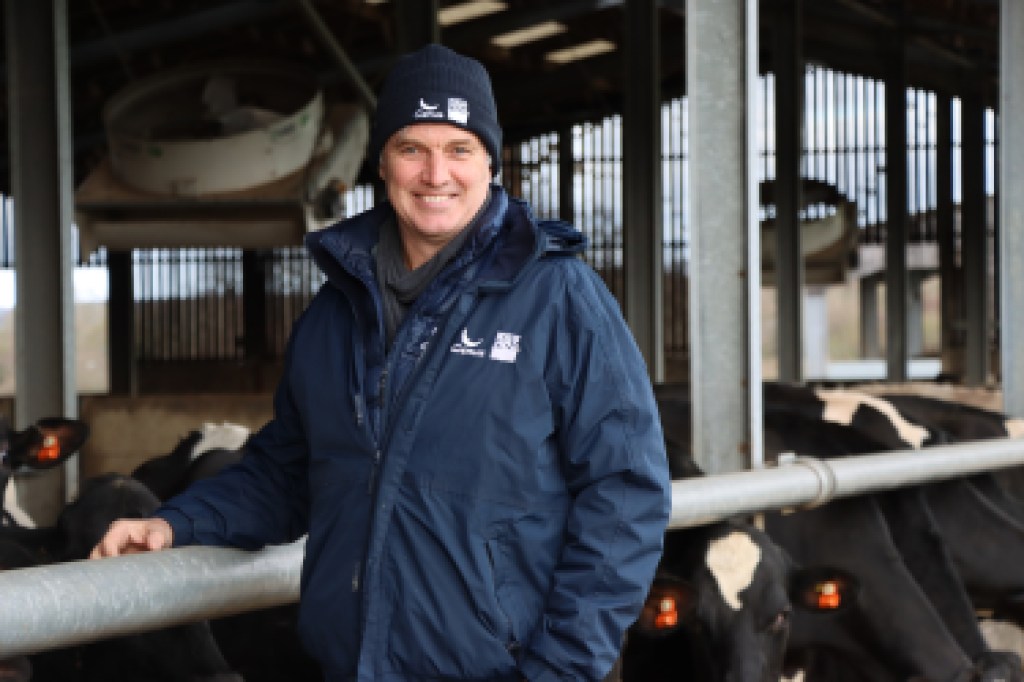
[[369, 44, 502, 175]]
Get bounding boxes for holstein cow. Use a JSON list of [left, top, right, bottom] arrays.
[[131, 424, 322, 682], [621, 414, 859, 682], [2, 472, 244, 682], [875, 394, 1024, 627], [1, 416, 89, 528], [764, 384, 1023, 681], [654, 383, 1022, 682], [1, 418, 243, 682]]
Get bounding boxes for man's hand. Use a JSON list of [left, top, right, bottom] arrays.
[[89, 518, 174, 559]]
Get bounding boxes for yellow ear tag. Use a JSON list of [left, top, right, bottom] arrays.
[[38, 434, 61, 462], [654, 596, 679, 629]]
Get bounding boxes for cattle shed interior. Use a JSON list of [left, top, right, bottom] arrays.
[[2, 0, 1024, 522]]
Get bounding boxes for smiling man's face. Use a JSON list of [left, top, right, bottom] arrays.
[[379, 123, 491, 270]]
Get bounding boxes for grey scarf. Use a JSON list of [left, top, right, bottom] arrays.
[[375, 206, 481, 349]]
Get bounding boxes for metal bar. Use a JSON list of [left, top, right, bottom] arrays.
[[290, 0, 377, 112], [4, 438, 1024, 658], [671, 437, 1024, 528], [1001, 0, 1024, 416], [0, 539, 303, 658]]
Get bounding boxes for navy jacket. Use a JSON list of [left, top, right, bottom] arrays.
[[156, 186, 671, 681]]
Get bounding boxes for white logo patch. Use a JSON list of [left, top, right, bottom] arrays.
[[705, 531, 761, 611], [451, 327, 487, 358], [447, 97, 469, 125], [489, 332, 521, 363], [414, 97, 444, 120]]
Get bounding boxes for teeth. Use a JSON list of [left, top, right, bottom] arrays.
[[421, 195, 449, 203]]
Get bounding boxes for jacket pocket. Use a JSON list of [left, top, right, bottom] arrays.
[[484, 536, 520, 654]]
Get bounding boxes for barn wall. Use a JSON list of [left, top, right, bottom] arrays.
[[79, 393, 274, 478]]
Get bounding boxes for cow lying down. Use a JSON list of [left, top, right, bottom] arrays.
[[651, 383, 1024, 682], [0, 417, 242, 682]]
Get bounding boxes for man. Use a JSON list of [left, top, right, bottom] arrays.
[[92, 44, 671, 682]]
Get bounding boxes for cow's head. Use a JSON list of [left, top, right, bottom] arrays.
[[1, 417, 89, 508], [626, 522, 858, 682]]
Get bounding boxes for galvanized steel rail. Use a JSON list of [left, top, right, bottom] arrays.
[[2, 437, 1024, 658]]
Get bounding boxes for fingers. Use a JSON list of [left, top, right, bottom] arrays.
[[89, 518, 173, 560]]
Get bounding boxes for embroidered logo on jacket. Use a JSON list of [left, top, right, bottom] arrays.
[[489, 332, 521, 363], [451, 327, 487, 358]]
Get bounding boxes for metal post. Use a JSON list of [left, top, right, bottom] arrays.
[[885, 33, 909, 381], [686, 0, 762, 473], [558, 124, 575, 225], [936, 93, 962, 379], [860, 275, 881, 358], [961, 91, 988, 386], [107, 251, 136, 395], [623, 0, 663, 382], [396, 0, 439, 51], [773, 0, 804, 383], [5, 0, 77, 520], [1001, 0, 1024, 414]]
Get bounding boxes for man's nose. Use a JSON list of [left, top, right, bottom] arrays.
[[421, 152, 450, 185]]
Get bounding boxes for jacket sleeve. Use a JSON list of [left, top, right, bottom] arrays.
[[154, 339, 311, 550], [519, 264, 672, 682]]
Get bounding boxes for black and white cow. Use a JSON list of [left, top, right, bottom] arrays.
[[1, 416, 89, 528], [1, 472, 244, 682], [620, 416, 859, 682], [1, 415, 244, 682], [131, 424, 322, 682], [654, 383, 1023, 682], [131, 422, 249, 502]]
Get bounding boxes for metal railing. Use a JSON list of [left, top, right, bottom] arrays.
[[2, 436, 1024, 658]]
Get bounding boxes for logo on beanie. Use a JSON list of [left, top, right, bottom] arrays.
[[447, 98, 469, 125], [414, 98, 444, 120]]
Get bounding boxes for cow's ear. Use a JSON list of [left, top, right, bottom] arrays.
[[634, 577, 696, 637], [790, 566, 859, 614], [11, 418, 89, 470]]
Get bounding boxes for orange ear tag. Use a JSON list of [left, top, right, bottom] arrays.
[[654, 596, 679, 628], [38, 434, 61, 462], [816, 581, 841, 610]]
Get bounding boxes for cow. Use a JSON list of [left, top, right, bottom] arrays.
[[619, 423, 860, 682], [131, 422, 249, 502], [2, 472, 244, 682], [1, 415, 244, 682], [130, 424, 321, 682], [654, 383, 1022, 681], [1, 416, 89, 528]]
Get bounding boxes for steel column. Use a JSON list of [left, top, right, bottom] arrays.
[[623, 0, 663, 381], [885, 34, 909, 381], [1000, 0, 1024, 414], [5, 0, 77, 521], [686, 0, 762, 473], [936, 94, 961, 379], [107, 251, 135, 395], [395, 0, 439, 51], [558, 124, 575, 224], [961, 92, 988, 386], [773, 0, 804, 383]]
